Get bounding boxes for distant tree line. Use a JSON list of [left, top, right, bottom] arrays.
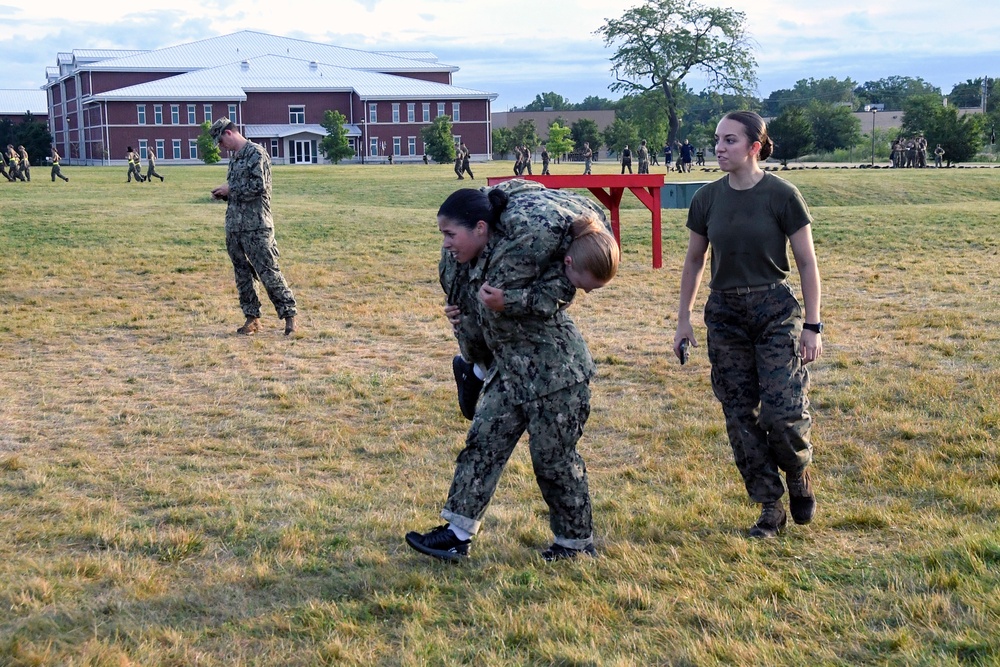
[[0, 113, 51, 165]]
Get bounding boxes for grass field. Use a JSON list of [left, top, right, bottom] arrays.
[[1, 160, 998, 666]]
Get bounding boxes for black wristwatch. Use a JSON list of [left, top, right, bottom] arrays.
[[803, 322, 824, 334]]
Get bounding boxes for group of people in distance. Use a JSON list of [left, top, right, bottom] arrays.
[[125, 145, 166, 183], [201, 111, 823, 561], [1, 144, 32, 182], [405, 110, 824, 562], [453, 142, 474, 180], [891, 134, 946, 168]]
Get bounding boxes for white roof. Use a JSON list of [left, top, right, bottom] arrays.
[[85, 30, 457, 75], [245, 123, 363, 139], [88, 55, 496, 102], [0, 89, 48, 115]]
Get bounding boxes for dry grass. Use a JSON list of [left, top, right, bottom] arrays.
[[0, 161, 998, 666]]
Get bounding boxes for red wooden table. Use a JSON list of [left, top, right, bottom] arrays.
[[486, 174, 666, 268]]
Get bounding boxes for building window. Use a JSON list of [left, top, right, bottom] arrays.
[[154, 105, 163, 125], [408, 136, 416, 156], [187, 105, 196, 124], [172, 140, 181, 159], [138, 139, 148, 159], [137, 104, 146, 124], [204, 105, 212, 123], [422, 103, 430, 122], [171, 105, 179, 124], [228, 104, 238, 122], [369, 103, 377, 123], [437, 102, 445, 118], [392, 104, 400, 123], [156, 140, 165, 160], [407, 103, 415, 123], [393, 137, 401, 156], [453, 135, 461, 148], [270, 139, 279, 157], [189, 139, 198, 160], [369, 137, 378, 156], [289, 106, 305, 124], [452, 103, 461, 123]]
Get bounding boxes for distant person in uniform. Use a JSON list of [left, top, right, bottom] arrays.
[[541, 145, 551, 175], [145, 142, 164, 182], [620, 144, 632, 174], [51, 148, 69, 182], [126, 147, 143, 182], [17, 146, 30, 181], [582, 142, 593, 175], [209, 119, 298, 337], [637, 140, 649, 174], [7, 145, 25, 181], [934, 143, 945, 168], [460, 142, 474, 179]]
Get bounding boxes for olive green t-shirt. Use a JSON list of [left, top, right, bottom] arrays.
[[686, 172, 812, 291]]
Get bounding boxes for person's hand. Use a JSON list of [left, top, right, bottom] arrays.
[[478, 283, 505, 312], [211, 184, 229, 200], [800, 330, 822, 364], [673, 323, 697, 362], [444, 304, 461, 328]]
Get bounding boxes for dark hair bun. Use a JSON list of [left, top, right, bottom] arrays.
[[488, 188, 509, 216]]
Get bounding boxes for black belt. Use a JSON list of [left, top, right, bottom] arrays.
[[714, 281, 784, 295]]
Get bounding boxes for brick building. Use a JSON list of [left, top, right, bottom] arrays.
[[44, 31, 497, 165], [0, 89, 48, 126]]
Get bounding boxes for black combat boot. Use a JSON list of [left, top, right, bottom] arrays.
[[787, 469, 816, 524], [405, 525, 471, 561], [452, 356, 483, 420], [749, 500, 787, 539]]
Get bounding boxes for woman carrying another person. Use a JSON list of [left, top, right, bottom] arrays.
[[407, 180, 619, 562], [672, 111, 823, 539]]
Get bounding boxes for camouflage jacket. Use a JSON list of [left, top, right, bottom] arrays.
[[225, 141, 273, 233], [440, 179, 609, 404]]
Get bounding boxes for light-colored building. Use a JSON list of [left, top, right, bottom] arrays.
[[45, 31, 497, 165]]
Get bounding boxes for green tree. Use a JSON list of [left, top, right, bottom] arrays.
[[768, 106, 813, 167], [946, 77, 996, 111], [854, 76, 941, 111], [197, 121, 221, 164], [523, 92, 572, 111], [806, 101, 862, 152], [318, 110, 355, 164], [11, 113, 51, 165], [491, 127, 515, 159], [615, 90, 670, 153], [570, 118, 602, 152], [510, 119, 540, 150], [763, 77, 857, 116], [597, 0, 757, 145], [421, 115, 456, 164], [902, 94, 984, 164], [546, 122, 575, 159], [601, 117, 640, 156], [574, 95, 617, 110]]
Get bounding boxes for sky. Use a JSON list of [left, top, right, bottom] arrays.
[[1, 0, 997, 110]]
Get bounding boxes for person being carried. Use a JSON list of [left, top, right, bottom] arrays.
[[409, 179, 620, 562]]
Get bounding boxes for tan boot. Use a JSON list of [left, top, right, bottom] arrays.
[[284, 316, 297, 336], [236, 317, 261, 335]]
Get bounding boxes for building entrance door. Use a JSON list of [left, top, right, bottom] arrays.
[[292, 140, 313, 164]]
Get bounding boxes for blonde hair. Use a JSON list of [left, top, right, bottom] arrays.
[[566, 211, 620, 282]]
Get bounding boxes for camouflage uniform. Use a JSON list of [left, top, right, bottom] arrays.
[[146, 150, 164, 182], [705, 283, 812, 503], [18, 148, 30, 182], [224, 140, 297, 321], [438, 179, 609, 549]]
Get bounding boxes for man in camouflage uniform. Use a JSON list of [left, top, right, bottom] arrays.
[[210, 119, 298, 336], [7, 145, 26, 181], [637, 140, 649, 174], [126, 147, 144, 182], [410, 180, 612, 562]]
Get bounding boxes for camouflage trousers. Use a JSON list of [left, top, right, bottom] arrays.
[[225, 227, 297, 320], [705, 283, 813, 505], [441, 378, 594, 549]]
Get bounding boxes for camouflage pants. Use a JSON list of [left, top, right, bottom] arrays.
[[441, 378, 593, 548], [705, 283, 813, 504], [127, 164, 143, 182], [226, 227, 297, 320]]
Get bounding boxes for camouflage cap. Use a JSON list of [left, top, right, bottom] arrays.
[[209, 118, 234, 141]]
